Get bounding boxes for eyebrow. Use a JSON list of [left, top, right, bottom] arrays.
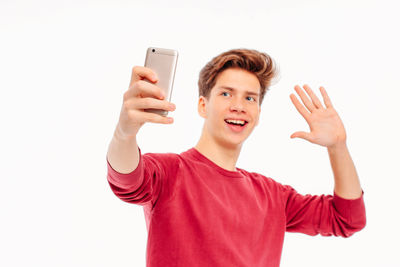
[[218, 86, 260, 97]]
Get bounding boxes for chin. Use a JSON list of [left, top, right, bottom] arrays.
[[219, 134, 249, 149]]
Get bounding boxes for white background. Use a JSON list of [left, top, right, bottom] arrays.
[[1, 0, 399, 266]]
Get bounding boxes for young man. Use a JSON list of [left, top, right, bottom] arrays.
[[106, 49, 366, 267]]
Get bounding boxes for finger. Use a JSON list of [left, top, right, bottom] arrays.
[[130, 110, 174, 124], [131, 97, 176, 112], [319, 86, 333, 108], [294, 85, 316, 112], [290, 93, 311, 122], [124, 80, 165, 101], [303, 84, 324, 109], [290, 131, 312, 141], [129, 66, 158, 85]]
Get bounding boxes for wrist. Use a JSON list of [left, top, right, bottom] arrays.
[[327, 140, 347, 152], [114, 124, 138, 142]]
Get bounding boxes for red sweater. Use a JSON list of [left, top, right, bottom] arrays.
[[107, 147, 366, 267]]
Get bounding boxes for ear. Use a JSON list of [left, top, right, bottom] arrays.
[[198, 96, 208, 119]]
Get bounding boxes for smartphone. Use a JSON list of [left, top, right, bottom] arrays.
[[144, 47, 178, 116]]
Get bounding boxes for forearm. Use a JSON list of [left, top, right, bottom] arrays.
[[327, 143, 363, 199], [107, 125, 140, 174]]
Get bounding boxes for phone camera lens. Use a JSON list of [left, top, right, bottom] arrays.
[[152, 49, 155, 52]]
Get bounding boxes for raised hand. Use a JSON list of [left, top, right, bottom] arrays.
[[289, 84, 347, 148]]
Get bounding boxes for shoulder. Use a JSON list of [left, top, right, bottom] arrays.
[[238, 168, 288, 193], [139, 150, 183, 174], [143, 150, 180, 161], [237, 168, 294, 208]]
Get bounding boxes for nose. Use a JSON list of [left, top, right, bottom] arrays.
[[229, 97, 246, 113]]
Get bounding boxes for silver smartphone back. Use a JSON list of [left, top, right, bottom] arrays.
[[144, 47, 178, 116]]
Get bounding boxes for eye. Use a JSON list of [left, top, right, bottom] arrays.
[[246, 96, 255, 102], [222, 92, 230, 97]]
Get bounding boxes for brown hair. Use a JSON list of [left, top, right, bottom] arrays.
[[198, 48, 278, 105]]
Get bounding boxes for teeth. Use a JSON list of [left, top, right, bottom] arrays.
[[226, 119, 245, 126]]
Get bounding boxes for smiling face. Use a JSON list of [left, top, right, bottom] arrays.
[[198, 67, 262, 149]]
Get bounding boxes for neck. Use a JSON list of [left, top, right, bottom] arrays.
[[194, 125, 242, 172]]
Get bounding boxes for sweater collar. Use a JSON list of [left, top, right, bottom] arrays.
[[182, 147, 245, 178]]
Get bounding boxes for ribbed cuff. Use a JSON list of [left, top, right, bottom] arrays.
[[106, 147, 144, 189], [332, 189, 365, 223]]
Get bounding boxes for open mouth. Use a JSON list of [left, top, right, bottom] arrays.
[[224, 119, 248, 126], [224, 119, 248, 132]]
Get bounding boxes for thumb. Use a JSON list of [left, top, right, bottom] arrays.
[[290, 131, 311, 141]]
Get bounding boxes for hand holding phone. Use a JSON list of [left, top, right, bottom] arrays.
[[116, 65, 176, 140]]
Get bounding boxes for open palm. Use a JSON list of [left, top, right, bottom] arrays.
[[290, 85, 347, 148]]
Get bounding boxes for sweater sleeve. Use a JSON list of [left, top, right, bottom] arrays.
[[282, 185, 366, 237], [106, 148, 172, 209]]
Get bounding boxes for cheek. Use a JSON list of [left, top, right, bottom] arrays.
[[208, 100, 224, 116], [251, 109, 260, 126], [207, 107, 225, 128]]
